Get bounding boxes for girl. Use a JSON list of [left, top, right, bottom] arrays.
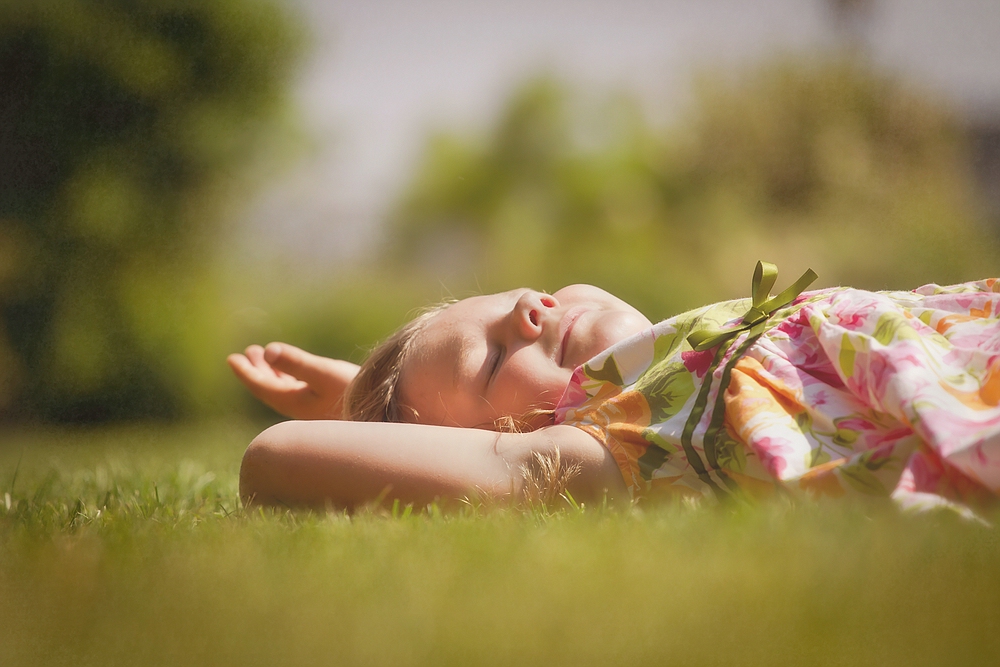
[[229, 264, 1000, 515]]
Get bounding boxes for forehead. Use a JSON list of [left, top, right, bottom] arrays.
[[418, 289, 520, 344], [413, 291, 510, 368]]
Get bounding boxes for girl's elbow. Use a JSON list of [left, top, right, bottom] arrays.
[[239, 422, 294, 507]]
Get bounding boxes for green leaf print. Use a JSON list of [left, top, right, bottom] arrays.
[[873, 312, 919, 345], [795, 411, 813, 432], [642, 428, 679, 455], [638, 430, 676, 481], [858, 448, 893, 472], [809, 447, 832, 467], [585, 355, 624, 386], [637, 362, 696, 423], [646, 299, 751, 365], [833, 428, 858, 447], [715, 430, 747, 473], [839, 465, 886, 495], [832, 416, 862, 448], [838, 449, 893, 495], [839, 462, 888, 496], [653, 332, 682, 364], [839, 334, 856, 378]]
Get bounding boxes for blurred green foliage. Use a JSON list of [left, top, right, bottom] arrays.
[[3, 10, 996, 427], [0, 0, 303, 421], [388, 59, 998, 323]]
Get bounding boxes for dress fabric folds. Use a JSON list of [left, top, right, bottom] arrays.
[[555, 280, 1000, 515]]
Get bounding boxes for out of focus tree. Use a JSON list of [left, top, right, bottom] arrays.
[[390, 59, 997, 321], [0, 0, 302, 421]]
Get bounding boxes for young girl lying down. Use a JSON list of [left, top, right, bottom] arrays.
[[229, 263, 1000, 515]]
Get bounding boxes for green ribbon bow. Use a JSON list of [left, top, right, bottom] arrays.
[[686, 261, 818, 352]]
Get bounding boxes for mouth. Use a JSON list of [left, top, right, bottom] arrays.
[[557, 306, 586, 367]]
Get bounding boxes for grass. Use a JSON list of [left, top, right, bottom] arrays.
[[1, 422, 999, 667]]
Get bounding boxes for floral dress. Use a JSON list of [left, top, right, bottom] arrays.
[[554, 279, 1000, 515]]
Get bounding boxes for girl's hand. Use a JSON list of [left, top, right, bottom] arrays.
[[227, 343, 360, 420]]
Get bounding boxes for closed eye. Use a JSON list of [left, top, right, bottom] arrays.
[[488, 347, 503, 385]]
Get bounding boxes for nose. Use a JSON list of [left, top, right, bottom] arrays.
[[512, 290, 557, 341]]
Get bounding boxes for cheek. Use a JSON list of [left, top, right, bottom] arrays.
[[500, 359, 570, 409]]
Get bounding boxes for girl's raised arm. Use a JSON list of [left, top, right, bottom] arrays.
[[239, 420, 626, 510]]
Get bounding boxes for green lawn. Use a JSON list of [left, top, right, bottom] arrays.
[[1, 422, 998, 667]]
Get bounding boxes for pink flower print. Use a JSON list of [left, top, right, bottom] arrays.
[[753, 435, 791, 479], [829, 295, 878, 330], [951, 294, 978, 311], [810, 389, 829, 408], [836, 417, 878, 433], [846, 349, 925, 411], [832, 416, 880, 449], [864, 441, 897, 466], [894, 458, 921, 495], [920, 407, 1000, 458], [969, 441, 992, 467], [896, 448, 989, 505], [554, 369, 589, 421], [775, 308, 810, 341], [860, 351, 894, 403], [871, 426, 915, 450], [776, 330, 845, 389], [761, 452, 787, 478], [947, 329, 1000, 354], [681, 349, 714, 378], [906, 451, 944, 493], [801, 362, 846, 389]]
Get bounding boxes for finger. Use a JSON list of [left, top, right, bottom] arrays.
[[244, 345, 272, 372], [229, 352, 285, 389], [227, 353, 264, 387], [264, 342, 331, 385], [228, 353, 307, 406], [245, 344, 299, 382]]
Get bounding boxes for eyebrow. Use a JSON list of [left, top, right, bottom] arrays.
[[451, 327, 493, 394], [452, 335, 473, 390]]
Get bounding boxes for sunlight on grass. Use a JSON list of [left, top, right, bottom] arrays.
[[2, 423, 998, 666]]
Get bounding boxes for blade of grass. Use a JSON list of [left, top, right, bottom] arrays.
[[8, 449, 23, 494]]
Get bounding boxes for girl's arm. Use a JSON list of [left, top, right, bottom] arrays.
[[239, 421, 626, 510], [228, 342, 359, 420]]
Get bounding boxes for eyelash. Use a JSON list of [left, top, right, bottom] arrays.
[[489, 348, 503, 382]]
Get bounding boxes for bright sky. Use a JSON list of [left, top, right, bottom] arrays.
[[241, 0, 1000, 272]]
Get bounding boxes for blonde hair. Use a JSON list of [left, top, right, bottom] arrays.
[[342, 303, 451, 423]]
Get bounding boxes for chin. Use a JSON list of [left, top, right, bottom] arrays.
[[556, 284, 648, 320], [595, 310, 651, 349], [554, 283, 625, 305], [573, 309, 652, 366]]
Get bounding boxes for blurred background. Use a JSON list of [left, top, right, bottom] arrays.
[[1, 0, 998, 424]]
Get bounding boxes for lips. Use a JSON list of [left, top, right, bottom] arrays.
[[557, 306, 587, 367]]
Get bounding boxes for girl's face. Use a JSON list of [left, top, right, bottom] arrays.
[[398, 285, 652, 429]]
